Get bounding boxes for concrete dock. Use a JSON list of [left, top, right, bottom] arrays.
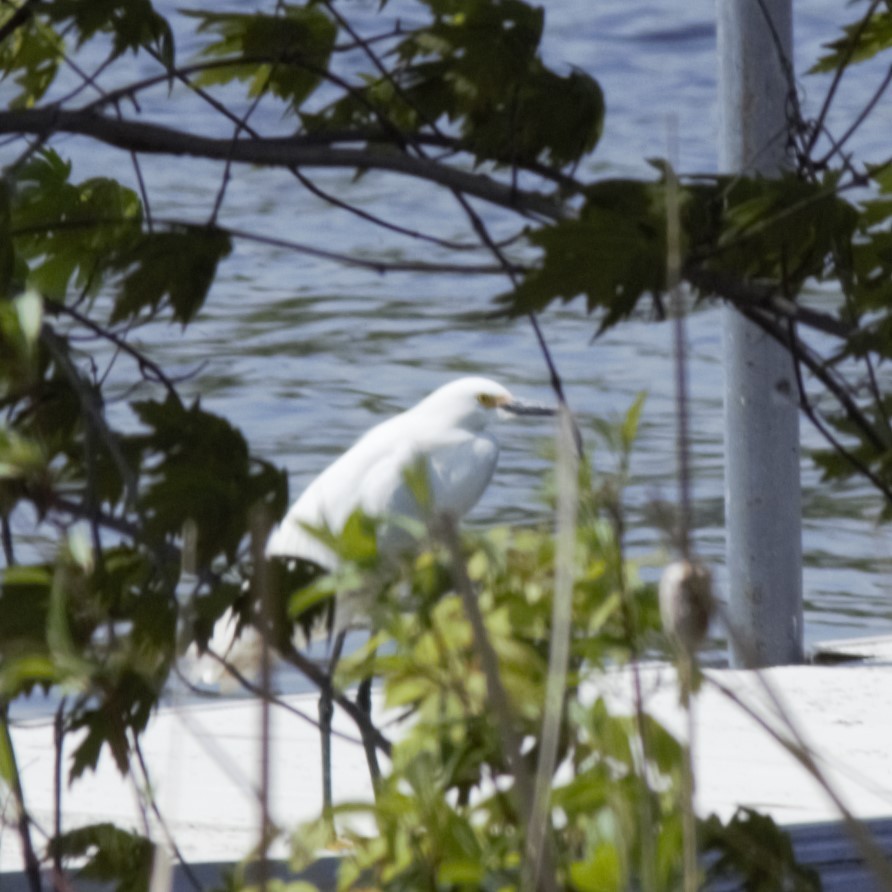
[[2, 638, 892, 888]]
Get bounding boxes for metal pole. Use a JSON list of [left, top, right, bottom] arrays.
[[718, 0, 803, 666]]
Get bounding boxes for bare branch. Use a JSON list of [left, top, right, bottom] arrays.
[[742, 306, 890, 469], [0, 107, 565, 220], [785, 319, 892, 506], [44, 298, 183, 402], [804, 0, 885, 159], [0, 710, 43, 892], [684, 266, 852, 338], [278, 640, 393, 758], [817, 61, 892, 169], [0, 0, 37, 45]]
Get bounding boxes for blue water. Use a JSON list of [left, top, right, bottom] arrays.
[[3, 0, 891, 661]]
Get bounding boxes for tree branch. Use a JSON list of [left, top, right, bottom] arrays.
[[741, 305, 888, 456], [0, 0, 37, 45], [684, 265, 852, 338], [0, 709, 43, 892], [278, 640, 393, 758], [0, 107, 565, 220], [785, 319, 892, 506]]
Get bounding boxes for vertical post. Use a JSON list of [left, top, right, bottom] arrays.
[[718, 0, 803, 666]]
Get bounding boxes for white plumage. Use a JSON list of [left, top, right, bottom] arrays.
[[266, 376, 551, 574]]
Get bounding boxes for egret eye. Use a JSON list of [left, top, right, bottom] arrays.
[[477, 392, 499, 408]]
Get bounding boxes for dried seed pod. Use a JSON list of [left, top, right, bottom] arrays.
[[659, 559, 714, 653]]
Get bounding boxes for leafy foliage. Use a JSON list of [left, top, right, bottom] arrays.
[[285, 445, 810, 890], [10, 149, 143, 300], [108, 226, 232, 324], [304, 511, 659, 890], [501, 179, 673, 326], [502, 171, 860, 326], [127, 395, 286, 564], [304, 0, 604, 167]]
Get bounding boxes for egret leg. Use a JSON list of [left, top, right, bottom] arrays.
[[319, 630, 347, 814], [356, 676, 381, 792]]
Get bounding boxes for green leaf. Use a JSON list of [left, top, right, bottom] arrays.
[[12, 149, 143, 300], [438, 857, 485, 885], [465, 65, 604, 166], [43, 0, 174, 65], [68, 669, 156, 779], [128, 396, 263, 564], [188, 5, 337, 109], [109, 227, 231, 325], [50, 823, 154, 892], [286, 573, 334, 625], [499, 179, 668, 325], [14, 290, 43, 346], [337, 509, 381, 564], [867, 162, 892, 195], [0, 654, 58, 696], [47, 542, 96, 680], [0, 564, 52, 666], [569, 843, 622, 892], [308, 0, 602, 167], [0, 15, 61, 108], [620, 392, 647, 454], [0, 716, 19, 792], [702, 808, 821, 891], [706, 173, 858, 289], [0, 425, 46, 480], [810, 8, 892, 73]]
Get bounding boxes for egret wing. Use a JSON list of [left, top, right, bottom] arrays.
[[359, 429, 499, 533]]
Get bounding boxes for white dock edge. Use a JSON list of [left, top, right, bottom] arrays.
[[600, 660, 892, 825], [2, 639, 892, 881]]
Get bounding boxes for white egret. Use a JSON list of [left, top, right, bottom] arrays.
[[266, 376, 555, 809]]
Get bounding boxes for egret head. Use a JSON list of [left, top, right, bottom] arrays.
[[418, 377, 555, 431]]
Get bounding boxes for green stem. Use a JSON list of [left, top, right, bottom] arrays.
[[0, 705, 43, 892]]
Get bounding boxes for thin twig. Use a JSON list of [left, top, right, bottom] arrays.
[[183, 649, 364, 746], [44, 298, 183, 401], [251, 507, 275, 892], [666, 160, 691, 560], [1, 513, 14, 566], [804, 0, 885, 158], [41, 328, 138, 509], [446, 185, 577, 430], [131, 735, 204, 892], [0, 706, 43, 892], [278, 641, 393, 757], [526, 409, 578, 891], [52, 696, 65, 884], [743, 307, 887, 455], [784, 319, 892, 507], [11, 215, 524, 278], [665, 126, 699, 892], [683, 266, 851, 338], [817, 61, 892, 168]]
